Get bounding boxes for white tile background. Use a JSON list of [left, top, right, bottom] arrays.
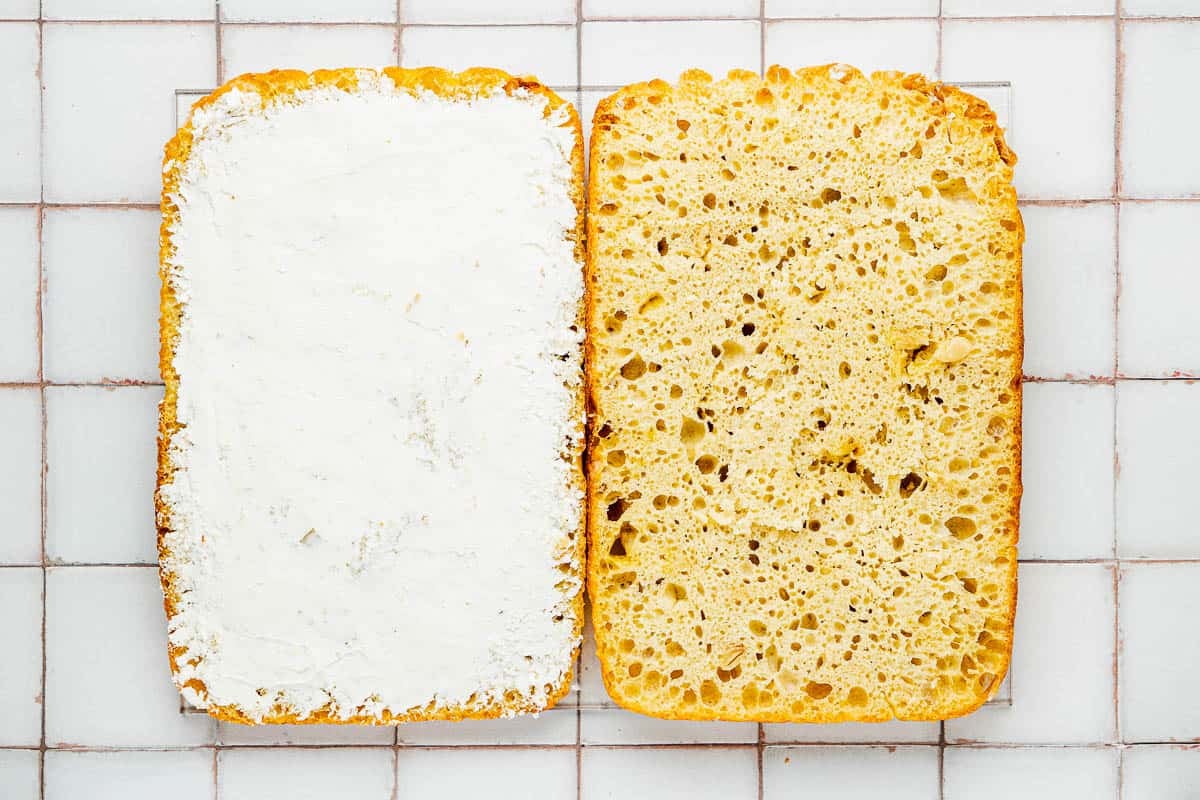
[[2, 1, 1199, 798]]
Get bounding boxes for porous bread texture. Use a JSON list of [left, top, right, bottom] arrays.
[[158, 67, 586, 724], [585, 65, 1022, 723]]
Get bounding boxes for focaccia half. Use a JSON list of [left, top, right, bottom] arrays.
[[159, 67, 585, 724], [586, 65, 1021, 723]]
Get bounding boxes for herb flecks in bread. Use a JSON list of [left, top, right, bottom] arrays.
[[585, 65, 1021, 723]]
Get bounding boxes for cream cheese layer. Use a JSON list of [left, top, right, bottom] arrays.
[[161, 75, 582, 722]]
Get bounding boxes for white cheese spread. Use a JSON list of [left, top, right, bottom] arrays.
[[160, 72, 582, 721]]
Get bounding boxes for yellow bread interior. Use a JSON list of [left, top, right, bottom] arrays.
[[585, 65, 1022, 723]]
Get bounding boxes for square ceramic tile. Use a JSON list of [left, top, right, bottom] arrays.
[[1020, 383, 1114, 560], [176, 91, 208, 128], [1115, 381, 1200, 558], [1122, 0, 1200, 14], [943, 20, 1115, 200], [402, 0, 575, 24], [763, 719, 939, 744], [1122, 746, 1200, 800], [45, 750, 214, 800], [398, 708, 576, 745], [1122, 23, 1200, 198], [221, 0, 394, 22], [45, 566, 214, 746], [44, 0, 215, 19], [221, 24, 396, 78], [0, 0, 37, 18], [765, 19, 938, 78], [579, 623, 756, 744], [1120, 563, 1200, 741], [946, 564, 1116, 744], [0, 208, 39, 382], [581, 747, 757, 800], [218, 721, 393, 746], [1119, 203, 1200, 377], [43, 23, 215, 203], [765, 0, 939, 15], [219, 748, 394, 800], [401, 26, 577, 87], [0, 750, 39, 800], [0, 389, 41, 565], [46, 387, 161, 564], [1021, 205, 1116, 379], [579, 706, 757, 745], [581, 20, 760, 86], [43, 209, 161, 383], [584, 0, 759, 17], [945, 0, 1114, 15], [0, 23, 40, 202], [944, 747, 1119, 800], [763, 746, 939, 799], [0, 568, 42, 747], [396, 749, 576, 800]]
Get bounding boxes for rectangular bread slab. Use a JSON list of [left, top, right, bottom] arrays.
[[158, 67, 585, 724], [585, 65, 1022, 723]]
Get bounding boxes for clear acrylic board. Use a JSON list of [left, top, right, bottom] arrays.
[[173, 79, 1015, 720]]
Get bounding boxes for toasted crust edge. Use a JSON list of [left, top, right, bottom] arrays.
[[158, 66, 587, 725], [583, 64, 1022, 723]]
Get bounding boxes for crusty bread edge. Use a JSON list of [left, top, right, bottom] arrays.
[[583, 64, 1023, 724], [158, 66, 587, 725]]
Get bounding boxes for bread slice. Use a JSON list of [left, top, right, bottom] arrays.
[[585, 65, 1021, 722], [158, 67, 585, 724]]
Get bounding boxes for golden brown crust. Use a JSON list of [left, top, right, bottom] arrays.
[[584, 64, 1021, 723], [159, 67, 586, 725]]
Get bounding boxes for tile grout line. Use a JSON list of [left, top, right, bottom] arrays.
[[21, 13, 1200, 24], [214, 0, 224, 84], [575, 654, 583, 800], [390, 742, 399, 800], [938, 721, 946, 799], [223, 20, 573, 27], [756, 723, 765, 800], [940, 13, 1115, 22], [211, 12, 222, 800], [394, 0, 403, 66], [1112, 563, 1124, 798], [575, 0, 583, 99], [36, 1, 48, 797], [577, 13, 1147, 22], [1112, 0, 1124, 387], [0, 202, 163, 209], [29, 14, 1200, 24], [0, 381, 166, 388], [1112, 6, 1125, 798], [1113, 8, 1125, 202], [758, 0, 765, 77], [935, 0, 944, 80], [1116, 13, 1200, 22], [943, 742, 1133, 750], [29, 741, 1168, 752]]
